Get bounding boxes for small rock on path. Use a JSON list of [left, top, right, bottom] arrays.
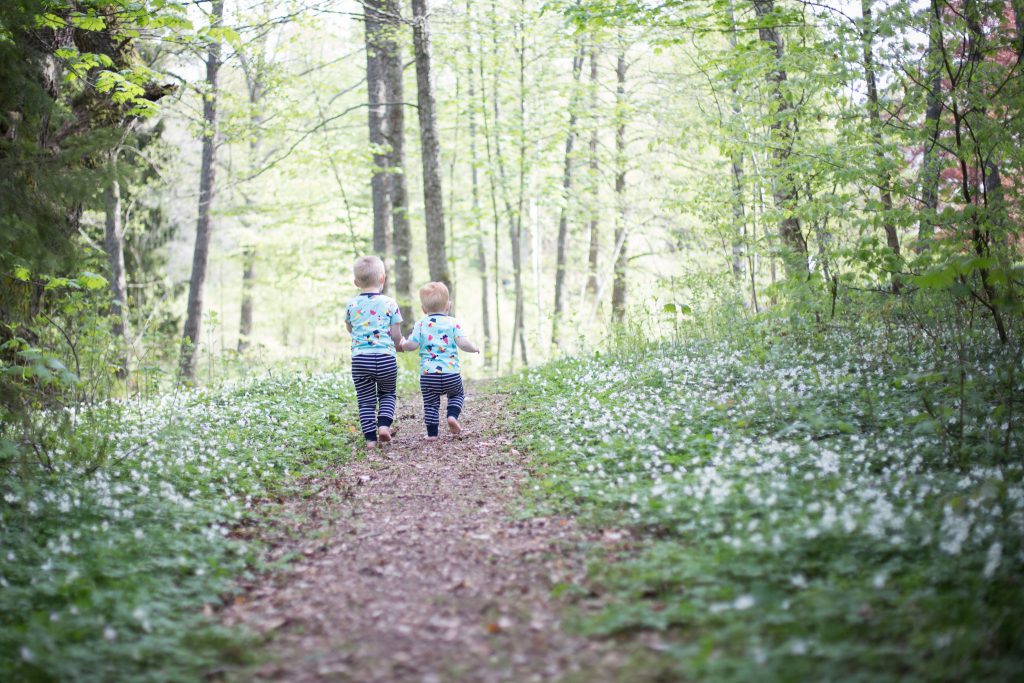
[[222, 383, 622, 682]]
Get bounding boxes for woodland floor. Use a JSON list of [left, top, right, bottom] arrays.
[[221, 383, 631, 682]]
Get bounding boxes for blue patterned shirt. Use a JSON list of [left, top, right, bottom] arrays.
[[345, 293, 402, 356], [407, 314, 465, 374]]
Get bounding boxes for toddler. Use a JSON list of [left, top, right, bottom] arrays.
[[400, 282, 479, 440], [345, 255, 404, 449]]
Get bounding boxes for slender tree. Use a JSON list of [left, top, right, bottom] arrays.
[[466, 0, 491, 364], [411, 0, 451, 290], [365, 0, 392, 263], [180, 0, 224, 381], [751, 0, 807, 277], [918, 0, 943, 247], [552, 41, 586, 349], [382, 0, 413, 324], [585, 45, 601, 301], [611, 46, 628, 323], [510, 2, 528, 365], [861, 0, 901, 281], [103, 156, 128, 376]]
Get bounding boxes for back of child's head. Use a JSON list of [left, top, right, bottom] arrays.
[[419, 281, 449, 313], [354, 255, 385, 287]]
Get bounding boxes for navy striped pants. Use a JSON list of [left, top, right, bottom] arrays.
[[420, 373, 465, 437], [351, 354, 398, 441]]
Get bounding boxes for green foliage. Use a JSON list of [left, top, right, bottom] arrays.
[[0, 373, 359, 681], [511, 312, 1023, 680]]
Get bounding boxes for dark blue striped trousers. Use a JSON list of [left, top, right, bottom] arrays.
[[351, 354, 398, 441], [420, 373, 465, 437]]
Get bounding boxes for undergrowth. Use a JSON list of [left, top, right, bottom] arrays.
[[512, 316, 1023, 681], [0, 373, 361, 682]]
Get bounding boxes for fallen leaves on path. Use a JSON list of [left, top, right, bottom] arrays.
[[221, 385, 623, 682]]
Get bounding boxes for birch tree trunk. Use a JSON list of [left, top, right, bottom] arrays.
[[411, 0, 451, 291], [611, 48, 627, 324], [752, 0, 807, 277], [180, 0, 224, 381], [551, 42, 586, 349], [365, 0, 392, 263]]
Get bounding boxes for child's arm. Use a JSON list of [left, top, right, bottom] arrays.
[[400, 338, 419, 352], [456, 337, 480, 354], [346, 321, 353, 333], [389, 323, 404, 350]]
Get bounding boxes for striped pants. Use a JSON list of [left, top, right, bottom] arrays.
[[351, 354, 398, 441], [420, 373, 465, 437]]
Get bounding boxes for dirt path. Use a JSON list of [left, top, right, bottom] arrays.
[[222, 384, 622, 682]]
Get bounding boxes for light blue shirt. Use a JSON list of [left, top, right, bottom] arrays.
[[408, 314, 465, 374], [345, 293, 402, 356]]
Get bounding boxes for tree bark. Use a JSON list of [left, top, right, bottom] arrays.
[[918, 0, 943, 248], [467, 0, 492, 364], [861, 0, 901, 271], [752, 0, 807, 277], [180, 0, 224, 381], [586, 46, 601, 301], [411, 0, 450, 291], [727, 3, 746, 283], [103, 164, 128, 377], [611, 48, 627, 324], [480, 1, 503, 369], [552, 42, 586, 349], [382, 0, 413, 324], [365, 0, 392, 264], [511, 5, 528, 365], [238, 246, 255, 352]]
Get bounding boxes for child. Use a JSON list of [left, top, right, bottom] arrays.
[[345, 255, 405, 449], [400, 282, 479, 441]]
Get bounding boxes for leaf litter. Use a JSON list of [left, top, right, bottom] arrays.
[[221, 385, 626, 682]]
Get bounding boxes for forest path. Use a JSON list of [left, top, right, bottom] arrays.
[[222, 383, 622, 682]]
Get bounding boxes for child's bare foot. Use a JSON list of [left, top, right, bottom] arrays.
[[447, 416, 462, 435], [378, 426, 392, 443], [425, 435, 438, 442], [365, 440, 378, 450]]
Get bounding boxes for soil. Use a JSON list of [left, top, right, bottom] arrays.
[[221, 383, 628, 682]]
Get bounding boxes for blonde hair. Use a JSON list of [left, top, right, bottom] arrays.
[[419, 281, 450, 313], [353, 255, 385, 287]]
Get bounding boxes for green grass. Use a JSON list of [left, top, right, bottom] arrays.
[[1, 372, 362, 682], [511, 321, 1024, 681]]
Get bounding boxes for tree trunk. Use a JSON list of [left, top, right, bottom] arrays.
[[180, 0, 224, 381], [103, 165, 128, 377], [918, 0, 943, 247], [611, 48, 627, 324], [552, 42, 586, 349], [480, 1, 503, 369], [727, 4, 746, 284], [752, 0, 807, 277], [365, 0, 392, 264], [586, 46, 601, 301], [382, 0, 413, 324], [511, 5, 528, 365], [411, 0, 450, 291], [861, 0, 901, 275], [238, 246, 255, 352], [467, 1, 492, 364]]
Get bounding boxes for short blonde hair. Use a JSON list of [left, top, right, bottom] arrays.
[[419, 281, 449, 312], [353, 255, 385, 287]]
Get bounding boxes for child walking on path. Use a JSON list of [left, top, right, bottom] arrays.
[[400, 282, 479, 441], [345, 256, 405, 449]]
